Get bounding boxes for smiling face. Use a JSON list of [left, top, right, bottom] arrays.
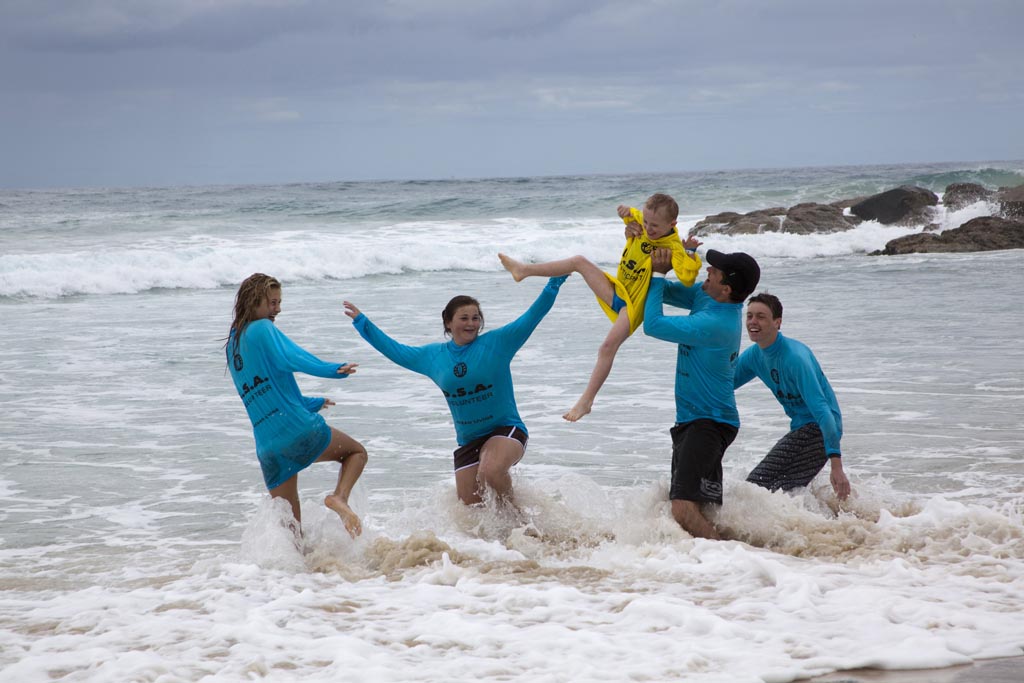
[[745, 300, 781, 348], [642, 205, 676, 240], [701, 266, 731, 302], [254, 287, 282, 323], [447, 304, 483, 346]]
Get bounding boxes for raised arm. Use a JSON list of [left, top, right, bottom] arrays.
[[670, 241, 703, 288], [643, 278, 731, 346], [345, 301, 434, 375], [490, 276, 568, 350], [620, 205, 644, 239]]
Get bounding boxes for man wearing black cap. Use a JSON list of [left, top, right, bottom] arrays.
[[643, 247, 760, 539]]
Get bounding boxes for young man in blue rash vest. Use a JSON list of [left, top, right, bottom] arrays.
[[735, 293, 851, 500], [226, 273, 367, 538], [643, 248, 760, 540], [497, 193, 701, 423], [343, 276, 567, 511]]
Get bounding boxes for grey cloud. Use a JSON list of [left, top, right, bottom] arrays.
[[1, 0, 1022, 188]]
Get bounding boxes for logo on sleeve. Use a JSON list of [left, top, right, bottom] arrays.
[[453, 362, 468, 378], [233, 354, 244, 371], [770, 368, 780, 384]]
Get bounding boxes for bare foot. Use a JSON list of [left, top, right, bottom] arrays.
[[325, 494, 362, 538], [562, 401, 592, 422], [498, 253, 527, 282]]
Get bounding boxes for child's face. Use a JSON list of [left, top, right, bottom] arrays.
[[642, 206, 675, 240]]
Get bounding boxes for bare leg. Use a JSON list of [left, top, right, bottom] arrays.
[[499, 254, 616, 301], [268, 475, 303, 534], [453, 436, 525, 510], [671, 500, 720, 540], [477, 436, 524, 510], [315, 428, 368, 538], [564, 311, 632, 422], [455, 466, 484, 506]]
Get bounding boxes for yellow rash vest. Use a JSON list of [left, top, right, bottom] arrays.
[[597, 206, 702, 335]]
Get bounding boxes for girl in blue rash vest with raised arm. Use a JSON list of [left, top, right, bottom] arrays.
[[226, 273, 367, 538], [343, 276, 568, 509]]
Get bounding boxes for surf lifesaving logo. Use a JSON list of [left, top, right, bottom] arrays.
[[233, 353, 244, 371], [453, 362, 468, 378]]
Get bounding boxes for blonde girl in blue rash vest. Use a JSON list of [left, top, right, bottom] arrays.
[[226, 273, 367, 538], [498, 193, 701, 422], [343, 275, 567, 511]]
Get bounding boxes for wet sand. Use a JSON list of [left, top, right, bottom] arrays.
[[803, 656, 1024, 683]]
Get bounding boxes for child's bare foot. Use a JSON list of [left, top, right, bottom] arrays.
[[562, 401, 592, 422], [498, 253, 527, 282], [325, 494, 362, 538]]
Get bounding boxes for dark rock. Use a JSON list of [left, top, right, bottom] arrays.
[[998, 184, 1024, 219], [830, 196, 870, 210], [691, 208, 785, 237], [851, 185, 938, 225], [871, 216, 1024, 255], [943, 183, 994, 211], [692, 212, 743, 235], [782, 203, 855, 234]]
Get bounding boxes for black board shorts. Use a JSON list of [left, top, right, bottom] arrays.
[[453, 426, 528, 472], [669, 419, 738, 504]]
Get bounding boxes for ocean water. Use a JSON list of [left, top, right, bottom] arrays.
[[1, 161, 1023, 682]]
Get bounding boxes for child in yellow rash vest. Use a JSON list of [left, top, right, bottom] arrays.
[[498, 193, 701, 422]]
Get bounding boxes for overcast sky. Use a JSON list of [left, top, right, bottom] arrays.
[[2, 0, 1022, 189]]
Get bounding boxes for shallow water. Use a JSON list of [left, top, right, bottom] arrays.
[[2, 167, 1023, 682]]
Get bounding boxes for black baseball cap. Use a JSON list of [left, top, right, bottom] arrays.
[[706, 250, 760, 301]]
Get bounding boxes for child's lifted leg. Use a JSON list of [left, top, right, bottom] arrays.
[[498, 193, 701, 422], [498, 251, 632, 422]]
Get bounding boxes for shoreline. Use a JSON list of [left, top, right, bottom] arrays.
[[802, 656, 1024, 683]]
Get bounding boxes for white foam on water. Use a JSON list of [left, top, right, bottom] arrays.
[[2, 188, 1022, 681], [3, 209, 992, 298], [3, 478, 1022, 683]]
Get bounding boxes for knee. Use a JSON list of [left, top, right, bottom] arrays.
[[345, 448, 368, 468], [597, 337, 622, 357], [476, 459, 499, 483], [570, 255, 593, 272]]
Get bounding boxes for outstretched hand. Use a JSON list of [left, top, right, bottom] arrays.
[[343, 301, 361, 319], [337, 363, 358, 376], [683, 235, 703, 251]]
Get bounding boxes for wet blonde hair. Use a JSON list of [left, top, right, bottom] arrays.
[[227, 273, 281, 356]]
